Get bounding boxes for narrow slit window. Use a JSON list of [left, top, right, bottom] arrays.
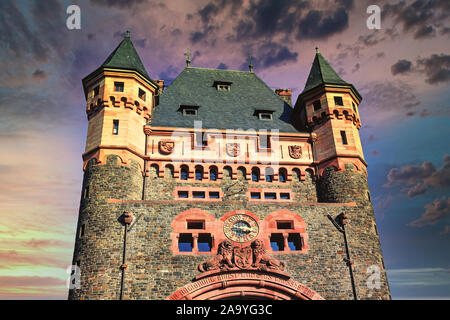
[[93, 85, 99, 97], [352, 102, 357, 113], [113, 120, 119, 135], [83, 186, 89, 199], [340, 130, 348, 145], [138, 88, 146, 101], [79, 224, 85, 238]]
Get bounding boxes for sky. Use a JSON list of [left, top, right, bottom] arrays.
[[0, 0, 449, 299]]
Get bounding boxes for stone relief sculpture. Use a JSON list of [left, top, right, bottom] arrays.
[[198, 240, 287, 273]]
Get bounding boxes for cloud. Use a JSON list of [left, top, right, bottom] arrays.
[[31, 69, 50, 81], [383, 0, 450, 39], [386, 155, 450, 198], [409, 197, 450, 227], [23, 239, 69, 249], [414, 25, 436, 39], [387, 267, 450, 287], [391, 59, 413, 75], [406, 183, 428, 198], [90, 0, 147, 9], [416, 53, 450, 84], [297, 6, 349, 40]]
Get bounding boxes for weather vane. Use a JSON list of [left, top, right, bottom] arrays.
[[184, 47, 191, 67], [247, 54, 253, 72]]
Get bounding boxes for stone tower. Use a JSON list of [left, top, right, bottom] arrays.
[[69, 36, 390, 300]]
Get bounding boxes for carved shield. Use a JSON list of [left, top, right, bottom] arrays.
[[288, 145, 302, 159], [159, 140, 175, 155], [233, 247, 253, 269], [226, 143, 240, 157]]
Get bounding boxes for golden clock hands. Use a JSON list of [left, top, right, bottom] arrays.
[[233, 225, 252, 232]]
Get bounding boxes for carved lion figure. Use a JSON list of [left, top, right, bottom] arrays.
[[198, 240, 234, 272], [251, 239, 286, 271]]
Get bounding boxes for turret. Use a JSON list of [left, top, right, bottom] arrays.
[[81, 31, 159, 169], [292, 48, 366, 184]]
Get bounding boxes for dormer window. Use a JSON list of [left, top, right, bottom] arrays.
[[255, 109, 274, 121], [179, 105, 199, 116], [213, 81, 232, 92]]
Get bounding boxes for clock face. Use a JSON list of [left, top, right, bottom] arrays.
[[223, 213, 259, 243]]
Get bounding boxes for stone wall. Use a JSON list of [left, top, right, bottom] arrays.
[[69, 160, 390, 300]]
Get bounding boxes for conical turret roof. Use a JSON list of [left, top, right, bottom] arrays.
[[302, 49, 350, 93], [101, 31, 152, 81]]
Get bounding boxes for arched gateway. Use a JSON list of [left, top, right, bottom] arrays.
[[168, 269, 324, 300]]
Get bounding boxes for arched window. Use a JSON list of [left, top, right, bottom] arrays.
[[209, 166, 218, 181], [223, 166, 232, 179], [292, 168, 301, 181], [251, 167, 260, 182], [279, 168, 287, 183], [195, 166, 203, 181], [237, 167, 246, 180], [265, 167, 274, 182], [150, 164, 159, 179], [180, 165, 189, 180], [165, 164, 174, 178]]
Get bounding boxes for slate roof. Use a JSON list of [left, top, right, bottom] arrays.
[[151, 67, 299, 133], [101, 32, 152, 81]]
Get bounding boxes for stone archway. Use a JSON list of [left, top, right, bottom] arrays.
[[167, 269, 324, 300]]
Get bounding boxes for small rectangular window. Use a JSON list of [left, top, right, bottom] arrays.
[[288, 233, 302, 251], [177, 191, 189, 198], [114, 82, 124, 92], [112, 120, 119, 135], [270, 233, 285, 251], [209, 192, 220, 199], [313, 100, 321, 111], [259, 113, 272, 120], [138, 88, 146, 101], [113, 120, 119, 135], [93, 86, 99, 96], [251, 192, 261, 199], [198, 233, 212, 252], [280, 193, 290, 200], [264, 192, 276, 200], [340, 130, 348, 145], [334, 96, 344, 106], [277, 221, 293, 229], [178, 233, 193, 252], [187, 221, 204, 229], [193, 191, 206, 198]]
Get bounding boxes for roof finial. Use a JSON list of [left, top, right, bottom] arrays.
[[184, 47, 191, 68], [315, 46, 319, 54], [247, 54, 253, 72], [125, 30, 131, 39]]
